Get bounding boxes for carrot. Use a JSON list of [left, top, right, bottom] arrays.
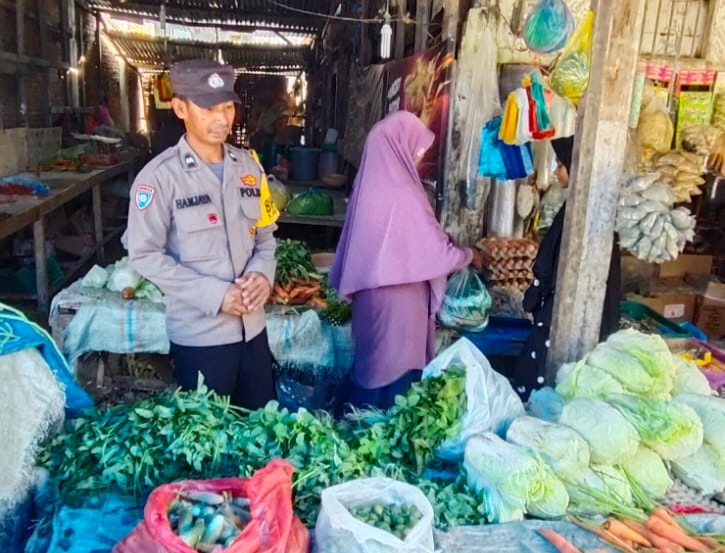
[[537, 529, 583, 553], [699, 537, 720, 550], [604, 519, 651, 547], [653, 507, 680, 526], [623, 520, 683, 552], [568, 517, 638, 553], [646, 516, 709, 552]]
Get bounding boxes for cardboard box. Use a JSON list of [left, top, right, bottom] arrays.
[[686, 274, 725, 340], [626, 277, 699, 323], [695, 298, 725, 341], [627, 293, 697, 323], [658, 255, 713, 278]]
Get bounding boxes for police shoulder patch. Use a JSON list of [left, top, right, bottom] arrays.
[[135, 184, 156, 210]]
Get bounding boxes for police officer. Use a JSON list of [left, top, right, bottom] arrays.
[[123, 59, 279, 409]]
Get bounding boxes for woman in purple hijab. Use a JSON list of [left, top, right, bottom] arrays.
[[330, 111, 481, 412]]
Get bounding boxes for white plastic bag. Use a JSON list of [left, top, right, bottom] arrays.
[[423, 338, 526, 461], [106, 257, 143, 292], [80, 265, 109, 289], [315, 478, 435, 553]]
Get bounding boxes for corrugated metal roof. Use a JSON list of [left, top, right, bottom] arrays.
[[107, 32, 310, 71], [90, 0, 331, 33]]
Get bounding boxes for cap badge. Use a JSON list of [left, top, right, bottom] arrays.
[[208, 73, 224, 89]]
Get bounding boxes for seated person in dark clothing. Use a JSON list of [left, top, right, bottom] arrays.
[[512, 136, 622, 401], [151, 111, 185, 157]]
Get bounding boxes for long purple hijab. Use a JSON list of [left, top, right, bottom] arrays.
[[330, 111, 470, 312]]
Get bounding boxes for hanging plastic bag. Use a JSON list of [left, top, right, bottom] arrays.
[[514, 89, 532, 145], [423, 338, 526, 461], [315, 478, 435, 553], [637, 91, 675, 154], [501, 141, 535, 180], [479, 117, 508, 180], [549, 11, 594, 106], [499, 93, 520, 144], [113, 460, 309, 553], [527, 72, 556, 140], [438, 268, 492, 333], [524, 0, 574, 54]]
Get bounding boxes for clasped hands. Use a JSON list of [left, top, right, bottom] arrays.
[[221, 272, 271, 317]]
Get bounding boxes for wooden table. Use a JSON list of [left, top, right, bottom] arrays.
[[0, 161, 139, 311]]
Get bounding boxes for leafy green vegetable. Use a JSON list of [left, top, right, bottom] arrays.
[[463, 433, 569, 523], [40, 369, 478, 527], [620, 445, 673, 498], [671, 444, 725, 496], [559, 398, 640, 465], [674, 393, 725, 457], [555, 360, 626, 401], [275, 239, 318, 285], [505, 416, 590, 483], [286, 189, 333, 216], [608, 394, 703, 461]]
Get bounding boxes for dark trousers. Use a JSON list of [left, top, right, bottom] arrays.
[[334, 369, 422, 416], [170, 330, 276, 410]]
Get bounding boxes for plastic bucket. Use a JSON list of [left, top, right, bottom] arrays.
[[318, 150, 339, 177], [290, 148, 321, 181]]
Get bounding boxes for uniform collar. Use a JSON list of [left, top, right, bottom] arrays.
[[175, 135, 242, 172]]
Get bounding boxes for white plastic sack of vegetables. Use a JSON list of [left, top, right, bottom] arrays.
[[437, 268, 492, 332], [422, 338, 525, 461], [315, 478, 435, 553]]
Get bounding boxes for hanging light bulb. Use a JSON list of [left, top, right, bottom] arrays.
[[380, 10, 392, 59]]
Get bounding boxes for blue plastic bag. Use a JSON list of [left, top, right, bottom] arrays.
[[524, 0, 574, 54], [479, 117, 508, 180], [0, 303, 92, 416]]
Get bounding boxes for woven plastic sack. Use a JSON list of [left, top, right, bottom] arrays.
[[315, 478, 435, 553], [524, 0, 574, 54], [437, 268, 492, 333], [549, 11, 594, 106], [113, 460, 309, 553]]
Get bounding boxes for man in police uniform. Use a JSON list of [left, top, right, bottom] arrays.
[[124, 59, 279, 409]]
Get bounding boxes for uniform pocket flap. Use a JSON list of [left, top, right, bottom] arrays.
[[240, 194, 262, 221], [175, 208, 222, 232]]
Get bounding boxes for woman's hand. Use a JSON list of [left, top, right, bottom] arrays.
[[471, 248, 484, 273]]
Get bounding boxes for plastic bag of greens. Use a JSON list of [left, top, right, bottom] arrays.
[[437, 268, 492, 333], [524, 0, 574, 54], [268, 175, 292, 211], [106, 257, 144, 293], [286, 189, 333, 216], [315, 478, 435, 553], [81, 265, 109, 289], [549, 11, 594, 106], [464, 433, 569, 523], [423, 338, 526, 461]]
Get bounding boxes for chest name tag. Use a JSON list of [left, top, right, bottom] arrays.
[[175, 194, 212, 210], [240, 188, 261, 198]]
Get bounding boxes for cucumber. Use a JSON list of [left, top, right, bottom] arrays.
[[177, 507, 194, 534], [181, 491, 225, 506], [179, 519, 206, 548], [201, 514, 225, 544]]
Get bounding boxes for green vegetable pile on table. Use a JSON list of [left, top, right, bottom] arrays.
[[349, 503, 423, 540], [169, 491, 250, 551], [275, 239, 318, 285], [39, 370, 485, 527]]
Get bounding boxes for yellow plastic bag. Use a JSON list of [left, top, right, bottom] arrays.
[[549, 11, 593, 106], [499, 92, 520, 145]]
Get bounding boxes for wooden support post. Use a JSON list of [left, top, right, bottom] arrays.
[[414, 0, 430, 52], [34, 217, 48, 311], [92, 183, 105, 264], [442, 0, 460, 43], [96, 11, 103, 95], [37, 0, 51, 126], [16, 0, 26, 127], [546, 0, 647, 381], [360, 0, 371, 65], [394, 0, 406, 59]]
